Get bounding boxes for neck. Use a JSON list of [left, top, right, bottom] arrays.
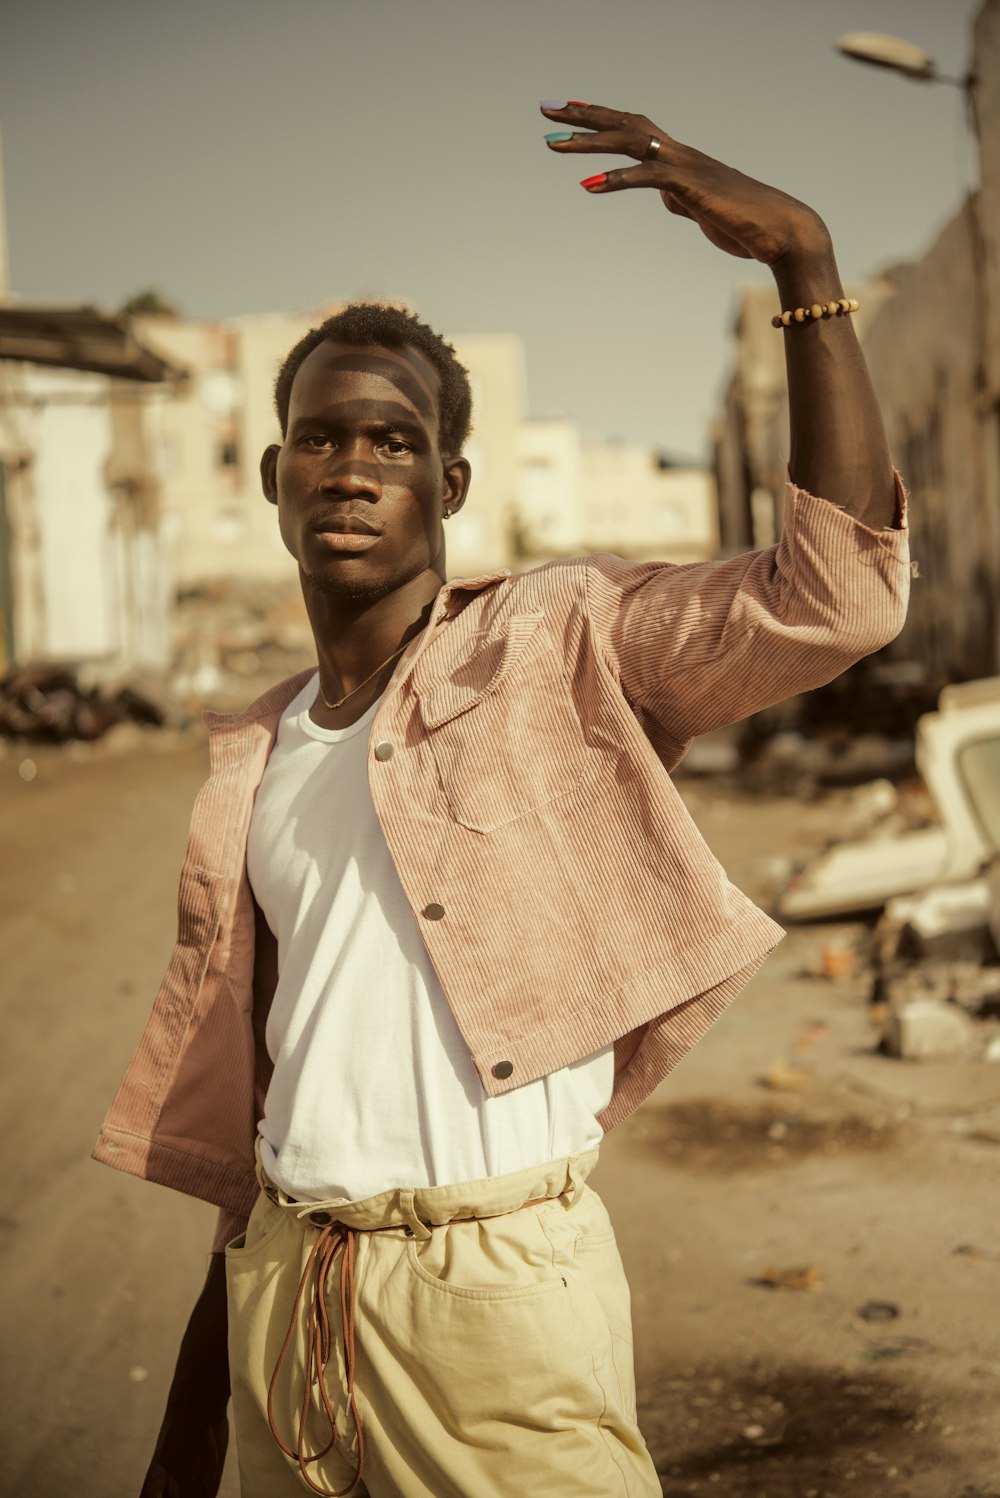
[[303, 568, 443, 710]]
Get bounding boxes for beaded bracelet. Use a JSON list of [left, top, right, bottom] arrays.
[[771, 297, 859, 329]]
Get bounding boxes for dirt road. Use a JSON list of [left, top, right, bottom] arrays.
[[1, 738, 999, 1497]]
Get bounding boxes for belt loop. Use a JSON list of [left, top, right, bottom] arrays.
[[566, 1152, 590, 1204], [399, 1188, 432, 1241]]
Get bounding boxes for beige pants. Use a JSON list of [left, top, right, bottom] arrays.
[[224, 1147, 661, 1497]]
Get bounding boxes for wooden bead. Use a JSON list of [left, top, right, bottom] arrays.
[[772, 298, 859, 329]]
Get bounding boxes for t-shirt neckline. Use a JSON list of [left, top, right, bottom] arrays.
[[294, 674, 381, 745]]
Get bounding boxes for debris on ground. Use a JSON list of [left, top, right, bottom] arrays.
[[820, 941, 856, 979], [855, 1300, 901, 1322], [0, 665, 166, 743], [171, 577, 312, 706], [752, 1265, 824, 1291], [884, 879, 997, 963], [883, 996, 977, 1062], [778, 676, 1000, 920], [954, 1244, 1000, 1263], [760, 1059, 814, 1091]]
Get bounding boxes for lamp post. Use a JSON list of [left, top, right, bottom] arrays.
[[836, 31, 973, 93], [838, 28, 999, 676]]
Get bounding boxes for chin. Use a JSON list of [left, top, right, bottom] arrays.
[[300, 562, 394, 605]]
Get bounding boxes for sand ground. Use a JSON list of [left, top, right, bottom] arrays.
[[1, 739, 998, 1498]]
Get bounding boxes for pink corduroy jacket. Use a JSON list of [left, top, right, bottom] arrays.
[[94, 480, 910, 1236]]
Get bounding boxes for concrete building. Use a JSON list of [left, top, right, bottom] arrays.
[[0, 307, 182, 672], [516, 417, 717, 566], [712, 0, 1000, 682]]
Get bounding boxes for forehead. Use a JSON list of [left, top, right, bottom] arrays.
[[289, 341, 441, 432]]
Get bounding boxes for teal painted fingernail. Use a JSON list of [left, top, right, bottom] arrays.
[[544, 132, 574, 143]]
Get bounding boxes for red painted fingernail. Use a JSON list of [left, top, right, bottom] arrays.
[[567, 100, 590, 107], [580, 173, 607, 190]]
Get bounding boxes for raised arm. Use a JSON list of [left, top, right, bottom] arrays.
[[540, 100, 898, 530]]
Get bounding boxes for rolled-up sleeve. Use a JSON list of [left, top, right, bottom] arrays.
[[585, 472, 911, 749]]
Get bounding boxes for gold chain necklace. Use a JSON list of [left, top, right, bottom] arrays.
[[319, 642, 409, 711]]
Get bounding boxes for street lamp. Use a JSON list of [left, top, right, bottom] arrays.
[[836, 31, 973, 92]]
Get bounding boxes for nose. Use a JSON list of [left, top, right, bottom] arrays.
[[318, 441, 382, 499]]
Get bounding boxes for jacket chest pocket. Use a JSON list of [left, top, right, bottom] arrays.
[[414, 612, 591, 833]]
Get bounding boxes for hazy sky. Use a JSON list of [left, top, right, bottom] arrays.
[[0, 0, 981, 459]]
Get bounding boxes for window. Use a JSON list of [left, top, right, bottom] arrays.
[[957, 735, 1000, 851]]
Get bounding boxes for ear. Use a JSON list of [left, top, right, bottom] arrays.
[[260, 445, 280, 506], [442, 456, 472, 519]]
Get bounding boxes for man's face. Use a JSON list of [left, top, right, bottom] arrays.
[[261, 341, 469, 604]]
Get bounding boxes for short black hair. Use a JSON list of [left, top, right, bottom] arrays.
[[273, 302, 473, 457]]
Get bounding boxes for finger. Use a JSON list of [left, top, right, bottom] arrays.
[[540, 100, 673, 143], [578, 163, 666, 194], [544, 127, 662, 162]]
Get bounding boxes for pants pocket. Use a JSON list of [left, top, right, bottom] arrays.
[[223, 1190, 288, 1262]]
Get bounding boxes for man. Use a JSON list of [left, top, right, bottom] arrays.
[[97, 101, 910, 1498]]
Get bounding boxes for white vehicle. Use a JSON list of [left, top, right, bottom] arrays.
[[779, 678, 1000, 920]]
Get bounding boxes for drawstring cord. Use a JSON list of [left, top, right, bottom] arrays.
[[267, 1220, 365, 1496], [263, 1189, 559, 1493]]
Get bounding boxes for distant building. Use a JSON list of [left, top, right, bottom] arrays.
[[0, 306, 182, 672], [517, 418, 717, 566], [711, 0, 1000, 682]]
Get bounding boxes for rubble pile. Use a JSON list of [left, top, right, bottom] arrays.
[[0, 664, 166, 744], [171, 577, 313, 705], [738, 657, 943, 790], [870, 876, 1000, 1062]]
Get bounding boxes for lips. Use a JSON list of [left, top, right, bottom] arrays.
[[312, 513, 381, 537]]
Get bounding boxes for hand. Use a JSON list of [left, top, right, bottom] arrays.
[[541, 100, 830, 267]]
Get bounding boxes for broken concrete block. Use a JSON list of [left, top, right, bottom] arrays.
[[886, 879, 996, 962], [884, 998, 977, 1062], [880, 960, 1000, 1017]]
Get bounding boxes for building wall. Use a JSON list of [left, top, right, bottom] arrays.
[[860, 203, 999, 677], [0, 361, 171, 669], [516, 418, 584, 556], [448, 333, 526, 576], [975, 0, 1000, 405], [579, 445, 717, 563]]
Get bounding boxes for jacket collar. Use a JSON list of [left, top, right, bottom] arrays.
[[202, 570, 512, 732]]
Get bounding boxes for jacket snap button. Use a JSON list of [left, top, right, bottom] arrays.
[[374, 741, 394, 762], [309, 1210, 333, 1226], [422, 903, 446, 921], [492, 1060, 514, 1080]]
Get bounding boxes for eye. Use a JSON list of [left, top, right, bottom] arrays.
[[380, 438, 413, 457], [301, 433, 333, 451]]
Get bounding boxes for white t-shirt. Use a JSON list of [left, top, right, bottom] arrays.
[[248, 673, 614, 1204]]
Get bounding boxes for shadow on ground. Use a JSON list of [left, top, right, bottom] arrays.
[[624, 1095, 901, 1174], [639, 1357, 996, 1497]]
